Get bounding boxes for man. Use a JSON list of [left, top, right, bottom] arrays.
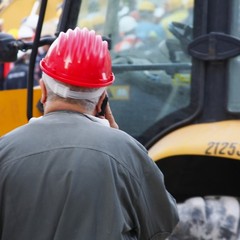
[[135, 1, 165, 45], [4, 50, 38, 90], [4, 25, 37, 90], [0, 27, 178, 240]]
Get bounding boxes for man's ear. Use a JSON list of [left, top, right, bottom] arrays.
[[39, 79, 47, 104]]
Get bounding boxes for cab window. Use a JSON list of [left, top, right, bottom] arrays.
[[228, 0, 240, 113], [78, 0, 194, 142]]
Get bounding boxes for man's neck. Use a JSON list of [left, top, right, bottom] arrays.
[[43, 100, 95, 116]]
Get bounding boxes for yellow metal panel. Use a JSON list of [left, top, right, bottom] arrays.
[[0, 0, 36, 31], [0, 0, 62, 32], [0, 87, 42, 136], [148, 120, 240, 161]]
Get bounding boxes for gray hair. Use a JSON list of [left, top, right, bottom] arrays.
[[42, 73, 105, 111]]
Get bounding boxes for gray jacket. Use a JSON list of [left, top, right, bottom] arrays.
[[0, 111, 179, 240]]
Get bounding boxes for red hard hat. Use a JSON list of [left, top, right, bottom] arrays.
[[40, 27, 114, 87]]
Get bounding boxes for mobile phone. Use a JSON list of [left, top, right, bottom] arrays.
[[97, 95, 108, 116]]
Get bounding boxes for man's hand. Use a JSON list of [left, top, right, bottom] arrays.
[[104, 103, 119, 129], [97, 91, 119, 129]]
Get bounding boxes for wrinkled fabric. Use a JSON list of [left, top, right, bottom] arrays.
[[0, 111, 178, 240], [167, 196, 240, 240]]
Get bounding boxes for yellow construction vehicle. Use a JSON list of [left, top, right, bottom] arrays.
[[0, 0, 61, 135], [1, 0, 240, 238], [0, 0, 62, 32]]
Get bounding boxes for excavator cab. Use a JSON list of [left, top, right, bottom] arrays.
[[0, 0, 192, 138]]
